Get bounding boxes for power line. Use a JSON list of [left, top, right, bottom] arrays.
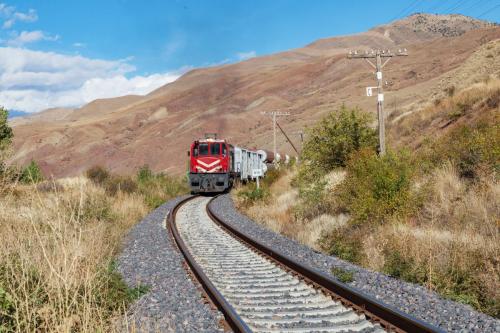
[[390, 0, 423, 21], [462, 0, 492, 13], [426, 0, 452, 13], [478, 2, 500, 17], [446, 0, 473, 13]]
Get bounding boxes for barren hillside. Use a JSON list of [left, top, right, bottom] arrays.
[[10, 14, 500, 177]]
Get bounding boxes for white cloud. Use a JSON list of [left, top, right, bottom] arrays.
[[1, 6, 37, 29], [7, 30, 59, 46], [0, 3, 14, 17], [0, 47, 182, 112], [73, 42, 86, 48], [236, 51, 256, 60]]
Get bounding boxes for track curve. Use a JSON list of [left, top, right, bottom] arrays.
[[168, 196, 443, 333]]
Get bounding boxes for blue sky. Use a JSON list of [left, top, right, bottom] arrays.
[[1, 0, 499, 113]]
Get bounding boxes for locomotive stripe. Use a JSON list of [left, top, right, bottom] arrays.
[[196, 165, 222, 173], [196, 166, 208, 172], [197, 159, 221, 168]]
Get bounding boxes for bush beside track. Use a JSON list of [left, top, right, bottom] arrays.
[[234, 81, 500, 318]]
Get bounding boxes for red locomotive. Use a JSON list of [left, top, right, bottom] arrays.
[[188, 136, 234, 192], [188, 134, 270, 193]]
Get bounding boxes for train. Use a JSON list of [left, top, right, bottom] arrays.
[[188, 136, 277, 193]]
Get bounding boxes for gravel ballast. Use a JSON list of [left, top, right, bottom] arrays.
[[117, 196, 224, 332], [209, 194, 500, 333]]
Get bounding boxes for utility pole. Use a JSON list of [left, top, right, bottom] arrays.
[[261, 111, 290, 162], [296, 131, 304, 153], [347, 49, 408, 155]]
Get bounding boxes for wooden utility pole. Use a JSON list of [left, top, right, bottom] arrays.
[[347, 49, 408, 155], [261, 111, 290, 161]]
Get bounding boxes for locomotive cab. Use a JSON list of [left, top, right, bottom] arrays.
[[188, 139, 233, 193]]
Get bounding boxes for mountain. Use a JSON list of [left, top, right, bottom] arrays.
[[7, 110, 30, 119], [9, 14, 500, 177]]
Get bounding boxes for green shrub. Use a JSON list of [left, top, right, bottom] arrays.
[[382, 250, 424, 283], [0, 107, 13, 152], [104, 176, 138, 195], [85, 166, 188, 208], [293, 176, 330, 220], [320, 227, 363, 264], [0, 285, 14, 331], [300, 105, 377, 174], [137, 165, 154, 183], [261, 168, 282, 187], [338, 149, 416, 225], [380, 245, 498, 316], [86, 165, 110, 185], [424, 123, 499, 179], [20, 160, 44, 184], [86, 166, 139, 196], [0, 259, 47, 332], [78, 193, 114, 223], [237, 184, 268, 206], [96, 261, 149, 314], [293, 106, 377, 218], [136, 169, 188, 208], [331, 267, 354, 283]]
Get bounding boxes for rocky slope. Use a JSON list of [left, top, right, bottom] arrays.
[[10, 14, 500, 177]]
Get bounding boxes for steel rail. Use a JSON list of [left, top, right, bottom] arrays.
[[205, 196, 445, 333], [168, 195, 444, 333], [167, 195, 252, 333]]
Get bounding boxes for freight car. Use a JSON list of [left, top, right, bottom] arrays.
[[188, 137, 267, 193]]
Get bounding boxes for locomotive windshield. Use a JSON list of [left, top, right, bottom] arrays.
[[198, 143, 209, 156], [193, 142, 225, 156], [210, 143, 221, 155]]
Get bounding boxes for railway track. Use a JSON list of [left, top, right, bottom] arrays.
[[168, 196, 443, 333]]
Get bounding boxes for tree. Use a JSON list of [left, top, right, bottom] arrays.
[[301, 105, 377, 174], [20, 160, 44, 183], [0, 107, 13, 151], [294, 106, 378, 212]]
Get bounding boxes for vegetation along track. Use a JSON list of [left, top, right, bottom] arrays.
[[168, 196, 444, 333]]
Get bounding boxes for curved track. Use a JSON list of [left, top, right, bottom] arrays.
[[168, 196, 442, 333]]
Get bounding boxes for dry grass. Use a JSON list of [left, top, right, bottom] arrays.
[[0, 177, 149, 332], [389, 78, 500, 149], [363, 163, 499, 314], [239, 170, 298, 235], [236, 169, 349, 250]]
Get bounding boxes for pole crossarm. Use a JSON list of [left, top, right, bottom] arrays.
[[261, 111, 291, 117], [347, 48, 408, 59]]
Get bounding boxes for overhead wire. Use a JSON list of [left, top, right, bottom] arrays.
[[462, 0, 493, 13], [426, 0, 452, 13], [446, 0, 474, 13], [477, 2, 500, 17], [390, 0, 424, 22]]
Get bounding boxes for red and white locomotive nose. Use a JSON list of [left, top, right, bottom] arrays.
[[188, 137, 231, 193], [195, 156, 222, 173]]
